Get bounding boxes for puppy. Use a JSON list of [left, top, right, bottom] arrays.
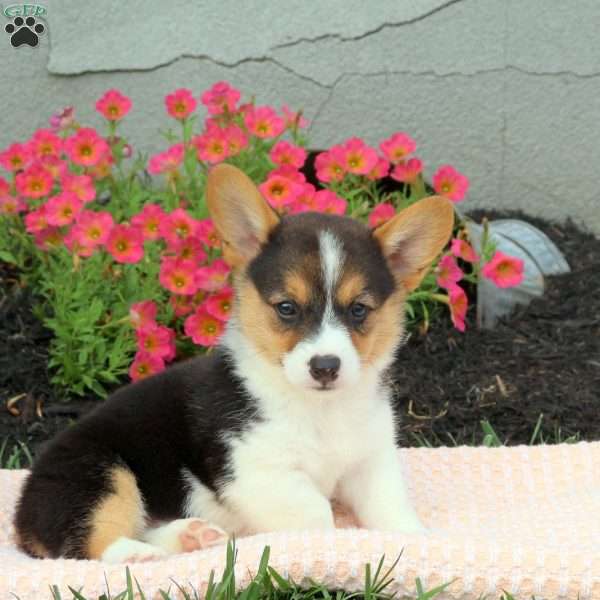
[[14, 164, 454, 562]]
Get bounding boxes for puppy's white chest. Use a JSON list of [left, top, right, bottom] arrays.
[[237, 389, 389, 498]]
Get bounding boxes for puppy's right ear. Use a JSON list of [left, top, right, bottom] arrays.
[[206, 164, 280, 268]]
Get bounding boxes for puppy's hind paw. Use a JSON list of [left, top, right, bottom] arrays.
[[179, 518, 227, 552], [144, 517, 227, 554]]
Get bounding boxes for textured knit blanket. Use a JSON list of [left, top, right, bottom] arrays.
[[1, 442, 599, 600]]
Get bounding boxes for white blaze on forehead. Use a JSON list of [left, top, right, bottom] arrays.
[[282, 229, 361, 391], [319, 230, 344, 306]]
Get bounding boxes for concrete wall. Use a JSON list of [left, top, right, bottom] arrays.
[[1, 0, 599, 232]]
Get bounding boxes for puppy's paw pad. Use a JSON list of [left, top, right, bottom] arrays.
[[178, 519, 227, 552]]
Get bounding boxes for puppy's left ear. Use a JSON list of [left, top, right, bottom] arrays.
[[373, 196, 455, 291], [207, 164, 280, 268]]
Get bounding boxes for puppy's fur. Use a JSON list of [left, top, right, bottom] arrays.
[[14, 164, 454, 562]]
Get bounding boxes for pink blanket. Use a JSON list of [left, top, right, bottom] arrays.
[[2, 442, 599, 599]]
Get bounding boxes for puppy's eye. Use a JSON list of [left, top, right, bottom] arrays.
[[349, 302, 369, 323], [275, 300, 298, 320]]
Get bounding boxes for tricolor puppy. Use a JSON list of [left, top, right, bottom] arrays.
[[15, 164, 454, 563]]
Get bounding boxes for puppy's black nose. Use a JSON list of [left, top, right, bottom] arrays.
[[309, 355, 341, 384]]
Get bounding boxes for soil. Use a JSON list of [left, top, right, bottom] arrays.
[[1, 211, 599, 458]]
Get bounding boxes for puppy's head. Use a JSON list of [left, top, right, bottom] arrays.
[[207, 164, 454, 392]]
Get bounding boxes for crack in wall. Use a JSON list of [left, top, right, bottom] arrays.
[[271, 0, 465, 51]]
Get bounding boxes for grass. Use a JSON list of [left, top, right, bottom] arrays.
[[38, 541, 454, 600], [0, 438, 33, 469], [409, 414, 581, 448]]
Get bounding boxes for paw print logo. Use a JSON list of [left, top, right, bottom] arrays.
[[5, 16, 45, 48]]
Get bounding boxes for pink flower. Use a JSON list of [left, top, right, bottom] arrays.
[[61, 173, 96, 203], [193, 130, 230, 164], [136, 324, 176, 361], [184, 304, 225, 347], [259, 175, 303, 210], [29, 129, 63, 159], [205, 287, 234, 321], [481, 251, 524, 288], [432, 165, 469, 202], [159, 257, 200, 295], [33, 227, 64, 251], [131, 204, 166, 241], [95, 89, 132, 121], [368, 203, 396, 228], [64, 128, 110, 167], [160, 208, 199, 245], [197, 218, 221, 248], [0, 143, 31, 172], [200, 81, 241, 115], [341, 138, 378, 175], [148, 143, 185, 175], [315, 146, 346, 183], [391, 158, 423, 184], [70, 210, 114, 251], [194, 259, 230, 292], [270, 141, 307, 168], [436, 254, 464, 289], [39, 156, 68, 180], [282, 105, 308, 129], [244, 106, 285, 139], [289, 183, 317, 214], [268, 165, 306, 184], [222, 124, 248, 157], [45, 192, 84, 226], [105, 224, 144, 264], [379, 132, 417, 164], [15, 165, 53, 199], [447, 284, 468, 332], [24, 205, 49, 233], [165, 88, 197, 120], [167, 236, 207, 263], [450, 238, 479, 263], [87, 152, 114, 180], [366, 157, 390, 181], [170, 294, 197, 318], [0, 176, 9, 197], [0, 196, 27, 214], [49, 106, 74, 132], [314, 190, 347, 215], [130, 300, 158, 329], [129, 351, 165, 382]]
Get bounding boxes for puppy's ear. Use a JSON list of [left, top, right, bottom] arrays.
[[373, 196, 455, 291], [207, 164, 280, 268]]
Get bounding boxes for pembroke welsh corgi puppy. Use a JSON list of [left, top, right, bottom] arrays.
[[14, 164, 454, 563]]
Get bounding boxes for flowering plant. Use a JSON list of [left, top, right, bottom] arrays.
[[0, 83, 523, 397]]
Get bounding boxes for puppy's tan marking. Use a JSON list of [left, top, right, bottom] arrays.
[[284, 271, 311, 305], [336, 272, 368, 307], [238, 279, 303, 363], [351, 289, 406, 365], [87, 467, 145, 560]]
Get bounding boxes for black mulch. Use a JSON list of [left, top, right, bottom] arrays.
[[1, 211, 599, 457]]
